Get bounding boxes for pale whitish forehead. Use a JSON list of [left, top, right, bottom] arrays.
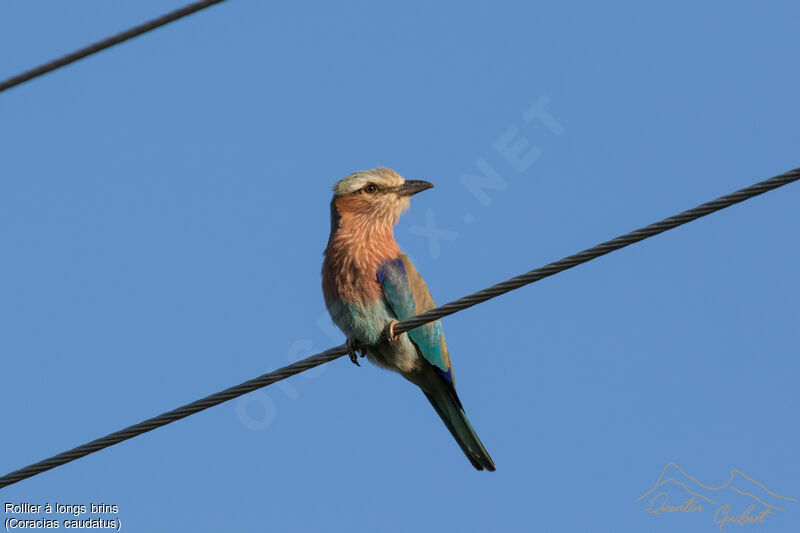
[[333, 168, 405, 196]]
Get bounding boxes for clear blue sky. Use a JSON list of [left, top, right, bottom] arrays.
[[1, 1, 798, 532]]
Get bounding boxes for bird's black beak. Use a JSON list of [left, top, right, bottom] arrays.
[[396, 180, 434, 197]]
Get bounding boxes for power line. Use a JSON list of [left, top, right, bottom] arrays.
[[394, 168, 800, 333], [0, 167, 797, 490], [0, 0, 227, 93]]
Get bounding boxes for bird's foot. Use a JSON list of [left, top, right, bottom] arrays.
[[346, 338, 367, 367], [384, 320, 399, 344]]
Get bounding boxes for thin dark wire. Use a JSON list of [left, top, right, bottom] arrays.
[[0, 167, 797, 490], [395, 168, 800, 333], [0, 0, 227, 93]]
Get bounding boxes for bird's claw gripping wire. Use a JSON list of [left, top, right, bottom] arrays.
[[384, 320, 399, 344], [346, 338, 366, 366]]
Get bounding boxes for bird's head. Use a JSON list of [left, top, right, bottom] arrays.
[[330, 167, 434, 229]]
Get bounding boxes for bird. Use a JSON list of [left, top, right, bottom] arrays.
[[321, 167, 495, 471]]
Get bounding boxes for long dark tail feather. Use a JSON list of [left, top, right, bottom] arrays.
[[424, 389, 496, 472]]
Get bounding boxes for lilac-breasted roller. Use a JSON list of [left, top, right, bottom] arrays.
[[322, 167, 495, 471]]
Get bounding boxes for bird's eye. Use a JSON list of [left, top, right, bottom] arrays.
[[364, 184, 378, 194]]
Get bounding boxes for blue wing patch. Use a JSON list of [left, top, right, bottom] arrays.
[[377, 258, 414, 318], [435, 367, 454, 386], [377, 257, 449, 374]]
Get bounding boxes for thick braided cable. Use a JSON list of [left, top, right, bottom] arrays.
[[0, 0, 227, 93], [395, 168, 800, 333], [0, 346, 349, 489], [0, 167, 797, 489]]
